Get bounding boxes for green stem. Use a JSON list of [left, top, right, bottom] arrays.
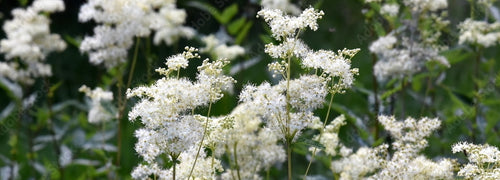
[[233, 143, 241, 180], [171, 154, 178, 180], [188, 101, 213, 179], [286, 141, 292, 180], [117, 37, 141, 166], [304, 92, 335, 178], [44, 79, 64, 179], [473, 47, 482, 140]]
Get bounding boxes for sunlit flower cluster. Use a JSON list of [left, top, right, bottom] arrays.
[[127, 47, 234, 178], [0, 0, 66, 84], [257, 7, 324, 40], [458, 19, 500, 47], [452, 142, 500, 179], [330, 116, 454, 179], [79, 0, 195, 68]]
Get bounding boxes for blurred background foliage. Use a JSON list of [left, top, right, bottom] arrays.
[[0, 0, 499, 179]]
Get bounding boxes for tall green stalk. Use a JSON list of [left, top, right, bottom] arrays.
[[188, 101, 213, 179], [116, 37, 141, 166]]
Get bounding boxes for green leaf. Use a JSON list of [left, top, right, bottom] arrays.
[[442, 48, 474, 65], [235, 21, 253, 45], [64, 34, 81, 48], [219, 4, 238, 25], [381, 83, 402, 100], [17, 0, 28, 6], [49, 81, 63, 98], [228, 17, 246, 35]]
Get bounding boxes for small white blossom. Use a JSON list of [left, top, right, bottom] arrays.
[[79, 0, 194, 68], [79, 85, 114, 124], [200, 34, 245, 60], [458, 18, 500, 47], [380, 4, 400, 17], [257, 7, 324, 40], [453, 142, 500, 179], [0, 0, 66, 84], [261, 0, 301, 15]]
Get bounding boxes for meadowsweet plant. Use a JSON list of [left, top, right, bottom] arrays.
[[127, 47, 235, 179], [79, 0, 195, 68], [257, 6, 360, 179], [367, 0, 450, 81], [331, 116, 455, 179], [0, 0, 66, 85], [452, 142, 500, 179]]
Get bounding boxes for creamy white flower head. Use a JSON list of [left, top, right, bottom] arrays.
[[303, 48, 360, 92], [278, 75, 328, 111], [32, 0, 65, 12], [380, 4, 400, 17], [310, 115, 346, 156], [458, 18, 500, 47], [257, 7, 324, 40], [0, 0, 66, 84], [369, 35, 397, 54], [261, 0, 301, 15], [200, 34, 245, 60], [373, 40, 449, 81], [79, 85, 114, 124], [403, 0, 447, 12], [452, 142, 500, 180], [265, 37, 310, 59], [79, 0, 194, 68], [156, 46, 200, 76], [331, 145, 388, 179]]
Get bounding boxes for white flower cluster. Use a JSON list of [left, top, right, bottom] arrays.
[[310, 115, 348, 156], [79, 85, 114, 124], [257, 7, 324, 40], [458, 18, 500, 47], [131, 147, 223, 180], [367, 0, 450, 81], [330, 116, 455, 179], [372, 116, 454, 179], [331, 145, 388, 179], [215, 103, 286, 179], [380, 4, 400, 17], [402, 0, 448, 12], [255, 7, 359, 143], [127, 47, 234, 179], [260, 0, 301, 15], [452, 142, 500, 179], [200, 34, 245, 60], [238, 75, 326, 142], [79, 0, 195, 68], [0, 0, 66, 84]]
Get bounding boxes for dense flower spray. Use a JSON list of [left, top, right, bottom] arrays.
[[366, 0, 450, 81], [0, 0, 66, 85], [453, 142, 500, 179], [330, 116, 455, 179], [127, 47, 234, 179], [257, 6, 360, 179], [78, 0, 195, 68]]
